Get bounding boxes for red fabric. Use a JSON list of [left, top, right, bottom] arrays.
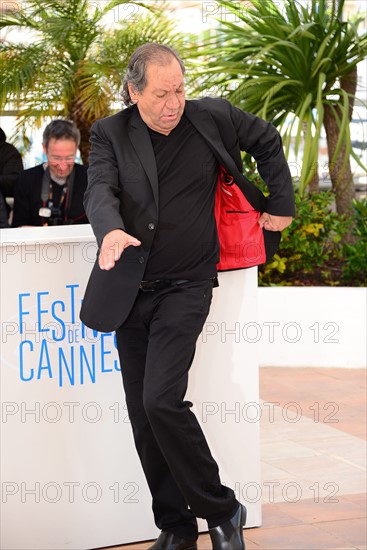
[[215, 168, 266, 270]]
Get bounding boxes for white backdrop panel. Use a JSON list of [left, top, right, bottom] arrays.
[[0, 226, 261, 550]]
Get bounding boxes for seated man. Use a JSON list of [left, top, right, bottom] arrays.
[[12, 120, 88, 227]]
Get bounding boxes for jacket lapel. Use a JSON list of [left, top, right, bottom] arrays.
[[184, 100, 267, 212], [128, 107, 159, 207], [184, 100, 241, 178]]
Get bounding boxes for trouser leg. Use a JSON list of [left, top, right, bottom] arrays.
[[116, 303, 198, 540], [116, 280, 237, 534]]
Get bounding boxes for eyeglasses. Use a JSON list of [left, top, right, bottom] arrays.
[[48, 155, 76, 164]]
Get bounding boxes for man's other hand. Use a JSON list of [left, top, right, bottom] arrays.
[[258, 213, 293, 232], [99, 229, 141, 271]]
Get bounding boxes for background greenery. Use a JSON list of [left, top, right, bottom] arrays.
[[0, 0, 188, 163], [190, 0, 366, 286], [193, 0, 367, 216], [258, 191, 367, 287]]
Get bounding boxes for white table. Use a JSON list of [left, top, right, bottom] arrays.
[[0, 225, 261, 550]]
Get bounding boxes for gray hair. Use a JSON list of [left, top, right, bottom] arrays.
[[42, 119, 81, 149], [121, 43, 186, 106]]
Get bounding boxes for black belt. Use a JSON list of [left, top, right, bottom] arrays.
[[139, 279, 190, 291], [139, 277, 218, 292]]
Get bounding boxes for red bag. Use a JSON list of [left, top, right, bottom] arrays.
[[215, 168, 266, 271]]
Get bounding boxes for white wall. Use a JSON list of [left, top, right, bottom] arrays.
[[257, 287, 367, 368]]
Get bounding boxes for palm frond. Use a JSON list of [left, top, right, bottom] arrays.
[[192, 0, 367, 193]]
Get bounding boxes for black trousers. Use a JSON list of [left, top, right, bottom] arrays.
[[115, 280, 237, 540]]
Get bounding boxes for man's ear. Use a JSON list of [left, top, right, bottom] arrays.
[[128, 83, 139, 103]]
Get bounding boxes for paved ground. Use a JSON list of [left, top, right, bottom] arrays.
[[102, 367, 367, 550]]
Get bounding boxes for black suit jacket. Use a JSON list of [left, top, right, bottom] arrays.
[[80, 98, 295, 332]]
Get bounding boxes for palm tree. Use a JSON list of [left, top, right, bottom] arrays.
[[0, 0, 186, 163], [193, 0, 367, 214]]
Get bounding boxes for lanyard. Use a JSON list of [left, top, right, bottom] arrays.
[[46, 181, 67, 209], [41, 167, 75, 224]]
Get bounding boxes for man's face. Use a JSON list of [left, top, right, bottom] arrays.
[[129, 58, 185, 135], [43, 138, 77, 179]]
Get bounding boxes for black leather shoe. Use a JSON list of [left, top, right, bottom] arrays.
[[148, 531, 198, 550], [209, 503, 247, 550]]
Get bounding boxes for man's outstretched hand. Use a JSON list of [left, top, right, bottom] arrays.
[[99, 229, 141, 271]]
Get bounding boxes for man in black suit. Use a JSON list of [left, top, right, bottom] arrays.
[[12, 120, 88, 227], [81, 43, 295, 550]]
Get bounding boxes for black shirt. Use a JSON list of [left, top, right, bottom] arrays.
[[143, 114, 219, 280]]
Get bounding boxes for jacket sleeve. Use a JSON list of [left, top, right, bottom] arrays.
[[0, 144, 24, 198], [228, 102, 295, 216], [83, 120, 126, 247]]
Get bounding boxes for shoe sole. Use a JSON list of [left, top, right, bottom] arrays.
[[148, 541, 197, 550]]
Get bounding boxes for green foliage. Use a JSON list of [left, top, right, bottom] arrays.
[[259, 189, 353, 286], [341, 198, 367, 285], [193, 0, 367, 192], [0, 0, 186, 161]]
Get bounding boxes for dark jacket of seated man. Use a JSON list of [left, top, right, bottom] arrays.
[[12, 163, 88, 227]]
